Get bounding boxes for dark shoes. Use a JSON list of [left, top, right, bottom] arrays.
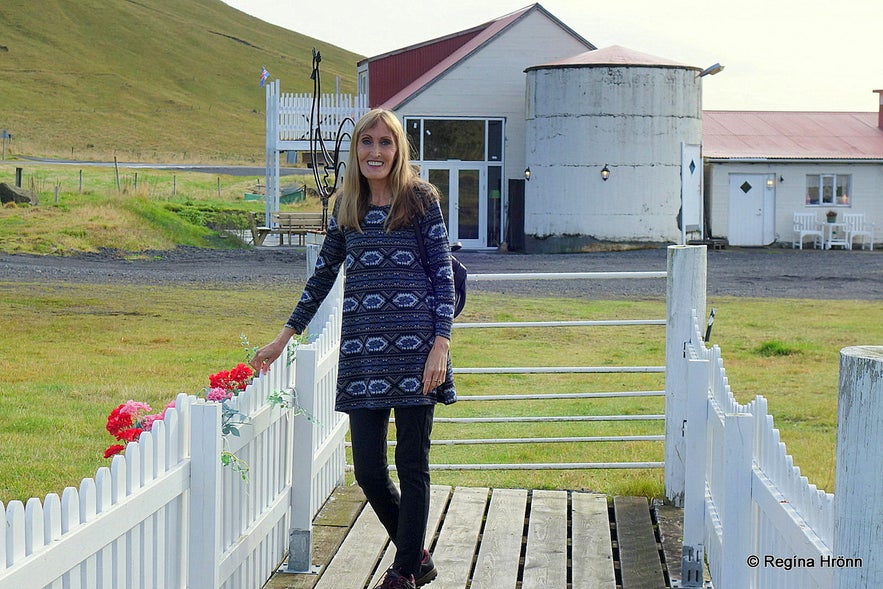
[[375, 568, 415, 589], [415, 549, 437, 587], [376, 550, 437, 589]]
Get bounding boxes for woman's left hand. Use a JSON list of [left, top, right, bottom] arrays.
[[422, 336, 450, 394]]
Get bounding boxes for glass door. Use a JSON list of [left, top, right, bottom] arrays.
[[424, 165, 486, 248]]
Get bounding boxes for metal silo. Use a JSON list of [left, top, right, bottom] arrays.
[[523, 45, 702, 252]]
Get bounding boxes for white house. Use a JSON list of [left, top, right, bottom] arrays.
[[703, 102, 883, 248]]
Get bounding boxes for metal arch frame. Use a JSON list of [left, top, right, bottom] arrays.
[[308, 48, 357, 226]]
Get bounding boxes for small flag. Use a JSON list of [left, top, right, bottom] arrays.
[[259, 66, 270, 88]]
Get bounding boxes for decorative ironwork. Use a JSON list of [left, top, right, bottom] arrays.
[[309, 49, 357, 226]]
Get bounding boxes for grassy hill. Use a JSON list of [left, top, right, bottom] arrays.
[[0, 0, 362, 162]]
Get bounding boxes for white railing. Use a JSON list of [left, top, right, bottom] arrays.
[[274, 89, 369, 143], [429, 268, 670, 471], [0, 274, 345, 589], [680, 316, 883, 588], [263, 79, 369, 222]]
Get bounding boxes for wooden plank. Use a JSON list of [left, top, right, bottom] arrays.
[[522, 490, 568, 589], [613, 496, 666, 589], [655, 502, 692, 587], [571, 492, 616, 589], [430, 487, 489, 589], [470, 488, 527, 589], [313, 502, 388, 589], [368, 485, 452, 586]]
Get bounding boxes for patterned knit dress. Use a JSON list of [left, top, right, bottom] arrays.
[[285, 199, 457, 412]]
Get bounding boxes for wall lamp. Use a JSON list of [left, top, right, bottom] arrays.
[[524, 167, 531, 181], [600, 164, 610, 181]]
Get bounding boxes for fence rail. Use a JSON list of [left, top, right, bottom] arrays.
[[418, 264, 673, 473]]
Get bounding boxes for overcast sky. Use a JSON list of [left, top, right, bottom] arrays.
[[223, 0, 882, 112]]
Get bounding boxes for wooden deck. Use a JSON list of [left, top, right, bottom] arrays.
[[266, 485, 685, 589]]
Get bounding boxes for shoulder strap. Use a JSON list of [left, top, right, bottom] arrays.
[[411, 216, 431, 276]]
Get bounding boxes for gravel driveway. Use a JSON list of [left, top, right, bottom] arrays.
[[0, 246, 880, 300]]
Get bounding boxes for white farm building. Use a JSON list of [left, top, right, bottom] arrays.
[[277, 3, 882, 252]]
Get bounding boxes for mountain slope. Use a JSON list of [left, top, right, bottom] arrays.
[[0, 0, 362, 161]]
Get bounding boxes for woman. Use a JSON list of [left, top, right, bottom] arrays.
[[249, 108, 456, 589]]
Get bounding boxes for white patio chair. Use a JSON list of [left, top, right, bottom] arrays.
[[792, 213, 823, 249], [843, 213, 875, 251]]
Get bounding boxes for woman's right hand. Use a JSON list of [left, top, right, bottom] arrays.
[[249, 328, 296, 374]]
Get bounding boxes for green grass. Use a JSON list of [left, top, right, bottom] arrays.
[[0, 163, 327, 254], [2, 283, 878, 503], [0, 0, 360, 162]]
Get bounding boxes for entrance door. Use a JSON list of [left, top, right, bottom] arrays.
[[728, 174, 776, 246], [424, 165, 486, 248]]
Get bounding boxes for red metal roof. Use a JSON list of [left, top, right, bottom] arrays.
[[363, 29, 483, 107], [363, 3, 594, 110], [703, 111, 883, 160]]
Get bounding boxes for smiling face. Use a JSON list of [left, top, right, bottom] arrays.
[[356, 120, 398, 188]]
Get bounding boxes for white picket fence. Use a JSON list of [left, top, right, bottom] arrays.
[[267, 85, 369, 144], [0, 274, 346, 589], [262, 79, 369, 223], [679, 312, 883, 588]]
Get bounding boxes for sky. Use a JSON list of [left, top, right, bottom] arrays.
[[222, 0, 883, 112]]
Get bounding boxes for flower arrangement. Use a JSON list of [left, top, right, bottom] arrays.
[[104, 400, 176, 458], [102, 334, 314, 481], [104, 362, 255, 477]]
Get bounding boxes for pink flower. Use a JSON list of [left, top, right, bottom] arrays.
[[206, 387, 234, 402]]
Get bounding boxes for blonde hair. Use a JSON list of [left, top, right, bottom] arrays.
[[336, 108, 437, 231]]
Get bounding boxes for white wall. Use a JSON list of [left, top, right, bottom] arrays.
[[707, 161, 883, 244], [394, 10, 591, 186]]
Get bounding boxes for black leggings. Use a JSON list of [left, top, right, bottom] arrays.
[[349, 405, 434, 577]]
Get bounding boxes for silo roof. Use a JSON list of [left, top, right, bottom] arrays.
[[526, 44, 700, 71]]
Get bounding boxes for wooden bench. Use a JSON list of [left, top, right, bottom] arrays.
[[250, 211, 325, 246]]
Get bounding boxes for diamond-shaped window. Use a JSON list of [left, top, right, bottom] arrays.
[[689, 160, 696, 175], [740, 181, 753, 194]]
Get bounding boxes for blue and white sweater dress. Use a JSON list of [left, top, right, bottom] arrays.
[[285, 199, 457, 412]]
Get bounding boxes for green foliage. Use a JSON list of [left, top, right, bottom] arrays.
[[1, 279, 879, 502], [0, 0, 361, 161], [755, 340, 801, 357], [165, 203, 254, 231], [0, 164, 326, 254]]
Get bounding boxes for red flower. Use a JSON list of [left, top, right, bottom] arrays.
[[104, 444, 126, 459], [117, 427, 143, 442], [208, 363, 253, 394]]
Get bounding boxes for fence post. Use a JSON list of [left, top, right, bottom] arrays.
[[287, 343, 318, 573], [188, 401, 223, 589], [681, 356, 709, 586], [833, 346, 883, 589], [664, 245, 707, 506], [305, 243, 320, 280]]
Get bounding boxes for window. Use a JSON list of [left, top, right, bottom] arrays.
[[404, 117, 504, 162], [806, 174, 850, 206]]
